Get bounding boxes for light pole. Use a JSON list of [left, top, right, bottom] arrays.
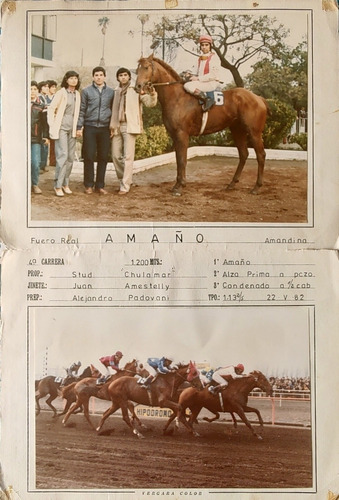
[[138, 14, 149, 56], [98, 17, 110, 66]]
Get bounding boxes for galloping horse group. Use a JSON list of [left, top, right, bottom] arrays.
[[95, 361, 202, 438], [163, 370, 273, 439], [36, 358, 273, 440], [135, 55, 269, 196], [35, 365, 92, 417], [61, 359, 148, 429]]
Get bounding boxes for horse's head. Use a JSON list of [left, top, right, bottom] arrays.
[[250, 371, 273, 396], [80, 366, 93, 379], [186, 361, 204, 391], [135, 54, 155, 94]]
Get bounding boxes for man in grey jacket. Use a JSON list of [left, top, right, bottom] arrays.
[[77, 66, 114, 194]]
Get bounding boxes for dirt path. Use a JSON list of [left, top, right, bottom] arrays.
[[35, 412, 312, 490], [31, 156, 307, 223]]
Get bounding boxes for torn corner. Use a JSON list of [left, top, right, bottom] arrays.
[[1, 1, 16, 17], [322, 0, 338, 11]]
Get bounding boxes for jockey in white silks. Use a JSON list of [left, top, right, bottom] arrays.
[[183, 34, 222, 111], [208, 363, 247, 395]]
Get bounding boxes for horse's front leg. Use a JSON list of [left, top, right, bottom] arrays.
[[96, 401, 120, 433], [172, 132, 189, 196], [35, 395, 41, 416], [45, 396, 58, 418], [163, 399, 199, 437], [242, 405, 264, 431], [162, 411, 177, 435], [233, 404, 263, 439]]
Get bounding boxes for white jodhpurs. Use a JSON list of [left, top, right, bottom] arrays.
[[184, 80, 219, 94]]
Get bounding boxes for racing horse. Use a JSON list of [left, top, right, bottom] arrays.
[[95, 361, 203, 438], [35, 365, 92, 417], [135, 55, 269, 196], [61, 359, 148, 429], [163, 370, 273, 439]]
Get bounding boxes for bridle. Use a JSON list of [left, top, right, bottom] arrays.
[[136, 58, 183, 93]]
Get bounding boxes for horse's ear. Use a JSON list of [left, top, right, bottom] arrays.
[[149, 53, 154, 61]]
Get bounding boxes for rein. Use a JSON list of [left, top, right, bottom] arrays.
[[139, 58, 183, 92], [151, 81, 182, 87]]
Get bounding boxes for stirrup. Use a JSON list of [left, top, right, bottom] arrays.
[[202, 98, 214, 112]]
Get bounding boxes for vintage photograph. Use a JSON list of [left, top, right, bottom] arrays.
[[31, 306, 313, 491], [29, 8, 309, 224]]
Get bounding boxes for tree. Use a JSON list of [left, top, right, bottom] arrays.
[[98, 17, 110, 66], [146, 14, 291, 87], [246, 41, 307, 111]]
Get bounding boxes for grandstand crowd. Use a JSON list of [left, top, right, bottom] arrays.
[[269, 376, 310, 392]]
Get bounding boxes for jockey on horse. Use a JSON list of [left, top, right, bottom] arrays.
[[97, 350, 123, 384], [183, 34, 222, 112], [66, 361, 81, 377], [140, 356, 176, 388], [208, 363, 247, 394]]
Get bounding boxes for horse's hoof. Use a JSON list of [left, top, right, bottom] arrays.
[[172, 190, 182, 197], [256, 434, 263, 440], [226, 184, 235, 191], [193, 432, 200, 437], [133, 429, 145, 439]]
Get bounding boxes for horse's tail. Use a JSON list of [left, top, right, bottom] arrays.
[[261, 97, 271, 117]]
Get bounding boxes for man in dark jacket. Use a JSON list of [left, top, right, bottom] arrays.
[[77, 67, 114, 194], [31, 81, 49, 194]]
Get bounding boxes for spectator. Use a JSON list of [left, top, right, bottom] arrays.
[[38, 81, 50, 173], [110, 67, 157, 195], [30, 81, 49, 194], [47, 70, 81, 197], [77, 66, 114, 195], [47, 79, 58, 167]]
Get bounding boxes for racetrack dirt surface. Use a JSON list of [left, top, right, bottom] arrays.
[[31, 156, 307, 223], [35, 412, 312, 490]]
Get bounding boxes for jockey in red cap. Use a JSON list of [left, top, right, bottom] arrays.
[[183, 33, 222, 111], [97, 351, 123, 384], [208, 363, 247, 395]]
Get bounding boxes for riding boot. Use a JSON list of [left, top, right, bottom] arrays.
[[195, 91, 214, 112], [141, 375, 154, 389], [208, 385, 219, 394]]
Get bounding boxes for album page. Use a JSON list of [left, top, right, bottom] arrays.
[[0, 0, 338, 499]]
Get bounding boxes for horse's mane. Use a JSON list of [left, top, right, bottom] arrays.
[[139, 55, 182, 82]]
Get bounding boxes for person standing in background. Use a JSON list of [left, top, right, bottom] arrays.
[[38, 81, 51, 173], [47, 79, 58, 167], [31, 81, 49, 194]]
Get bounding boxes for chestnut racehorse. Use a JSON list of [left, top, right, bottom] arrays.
[[96, 362, 203, 438], [135, 55, 269, 196], [61, 360, 148, 429], [163, 370, 273, 438], [35, 365, 92, 417]]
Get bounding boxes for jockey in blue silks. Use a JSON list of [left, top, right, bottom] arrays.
[[141, 357, 176, 388]]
